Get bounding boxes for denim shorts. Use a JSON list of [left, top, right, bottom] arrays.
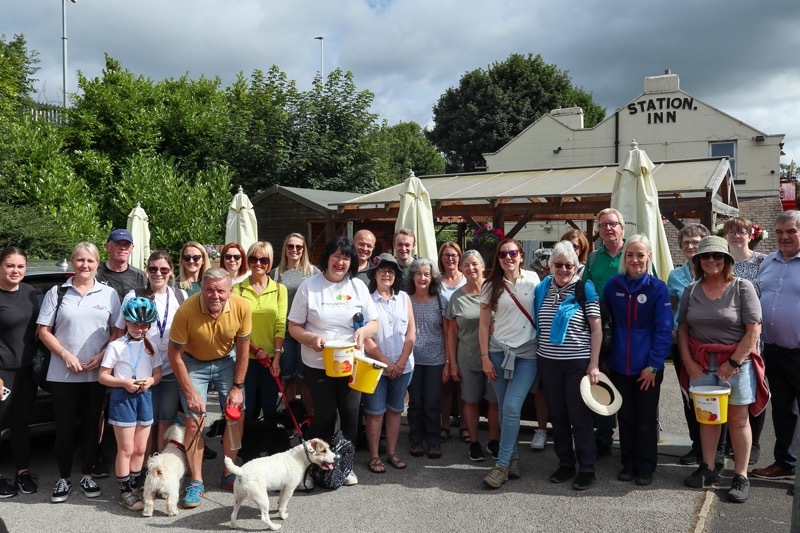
[[362, 371, 413, 415], [280, 334, 304, 380], [108, 387, 154, 427], [152, 374, 180, 422], [179, 352, 241, 416], [690, 354, 756, 406], [460, 367, 497, 404]]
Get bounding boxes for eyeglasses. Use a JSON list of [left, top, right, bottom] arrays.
[[223, 254, 242, 261], [248, 256, 270, 266], [698, 252, 725, 261], [497, 250, 520, 259], [442, 253, 459, 259], [147, 266, 171, 275], [553, 262, 574, 270], [182, 254, 202, 263], [377, 267, 395, 276], [681, 240, 701, 248], [726, 230, 748, 236], [286, 244, 304, 251], [599, 221, 621, 229]]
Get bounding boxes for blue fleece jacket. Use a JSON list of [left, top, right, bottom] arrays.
[[602, 273, 672, 375], [533, 276, 600, 345]]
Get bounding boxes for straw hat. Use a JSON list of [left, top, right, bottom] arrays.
[[580, 372, 623, 416]]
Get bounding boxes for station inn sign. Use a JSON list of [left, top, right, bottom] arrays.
[[627, 97, 696, 124]]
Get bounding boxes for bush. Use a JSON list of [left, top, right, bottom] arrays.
[[0, 202, 71, 259]]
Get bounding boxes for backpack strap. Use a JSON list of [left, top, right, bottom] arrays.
[[51, 285, 69, 335]]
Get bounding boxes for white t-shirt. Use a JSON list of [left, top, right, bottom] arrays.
[[288, 274, 378, 370], [101, 336, 160, 380], [480, 269, 539, 348]]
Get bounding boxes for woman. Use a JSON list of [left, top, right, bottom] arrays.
[[363, 254, 415, 473], [479, 238, 539, 489], [116, 251, 186, 452], [178, 241, 209, 296], [219, 243, 248, 285], [272, 233, 320, 414], [602, 235, 672, 487], [406, 258, 446, 458], [560, 229, 591, 277], [37, 242, 121, 503], [533, 241, 601, 491], [0, 246, 40, 498], [445, 250, 500, 462], [679, 236, 765, 503], [437, 242, 467, 443], [287, 236, 378, 486], [234, 242, 286, 428]]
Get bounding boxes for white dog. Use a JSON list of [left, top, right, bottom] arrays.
[[225, 438, 336, 531], [142, 423, 188, 517]]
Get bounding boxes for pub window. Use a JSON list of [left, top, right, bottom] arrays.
[[709, 141, 740, 184]]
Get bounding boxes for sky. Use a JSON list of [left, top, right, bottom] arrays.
[[3, 0, 799, 165]]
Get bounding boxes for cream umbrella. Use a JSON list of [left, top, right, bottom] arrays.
[[394, 171, 438, 261], [225, 186, 258, 253], [611, 140, 673, 279], [126, 202, 150, 271]]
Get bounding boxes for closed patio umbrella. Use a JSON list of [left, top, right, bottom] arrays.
[[225, 186, 258, 253], [394, 171, 437, 261], [126, 202, 150, 271]]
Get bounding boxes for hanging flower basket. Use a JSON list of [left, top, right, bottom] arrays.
[[469, 223, 506, 261]]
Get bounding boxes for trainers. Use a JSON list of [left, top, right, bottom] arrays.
[[469, 441, 486, 462], [618, 467, 636, 482], [728, 474, 750, 503], [508, 457, 520, 479], [549, 466, 577, 484], [684, 463, 720, 488], [79, 476, 101, 498], [91, 457, 110, 479], [572, 472, 596, 491], [0, 478, 18, 499], [220, 473, 236, 491], [51, 478, 72, 503], [482, 465, 508, 489], [679, 450, 700, 466], [181, 480, 205, 508], [487, 440, 499, 460], [16, 471, 38, 494], [530, 429, 547, 450], [119, 490, 144, 511], [752, 463, 795, 480], [343, 471, 358, 486], [635, 472, 653, 486]]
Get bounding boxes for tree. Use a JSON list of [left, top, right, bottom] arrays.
[[0, 34, 39, 123], [369, 121, 445, 189], [428, 53, 606, 172]]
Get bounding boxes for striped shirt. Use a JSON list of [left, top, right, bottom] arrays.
[[536, 282, 600, 360]]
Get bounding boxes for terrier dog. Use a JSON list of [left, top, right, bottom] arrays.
[[142, 423, 188, 517], [225, 438, 336, 530]]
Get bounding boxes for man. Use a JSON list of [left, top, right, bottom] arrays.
[[168, 268, 252, 509], [752, 210, 800, 481], [354, 229, 377, 285], [582, 208, 625, 458], [96, 229, 146, 301], [393, 228, 416, 282]]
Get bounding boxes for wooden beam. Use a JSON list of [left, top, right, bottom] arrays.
[[566, 220, 581, 231], [506, 215, 534, 239], [663, 212, 685, 231]]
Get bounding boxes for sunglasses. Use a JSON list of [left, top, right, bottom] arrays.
[[286, 244, 304, 251], [697, 252, 725, 261], [224, 254, 242, 261], [147, 266, 172, 275], [553, 262, 574, 270], [182, 254, 202, 263], [248, 256, 270, 265], [497, 250, 520, 259]]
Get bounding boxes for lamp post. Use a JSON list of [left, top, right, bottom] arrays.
[[314, 36, 324, 82], [62, 0, 77, 108]]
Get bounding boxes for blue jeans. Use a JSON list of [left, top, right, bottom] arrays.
[[489, 352, 537, 467], [407, 364, 444, 447], [179, 353, 239, 416]]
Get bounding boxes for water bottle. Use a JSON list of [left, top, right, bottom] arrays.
[[225, 404, 243, 451], [353, 312, 365, 331]]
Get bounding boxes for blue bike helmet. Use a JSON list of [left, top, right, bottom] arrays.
[[123, 296, 158, 324]]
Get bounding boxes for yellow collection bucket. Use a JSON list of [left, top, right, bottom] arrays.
[[689, 386, 731, 425], [322, 340, 356, 377], [349, 355, 388, 394]]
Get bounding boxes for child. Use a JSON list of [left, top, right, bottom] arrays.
[[99, 297, 162, 511]]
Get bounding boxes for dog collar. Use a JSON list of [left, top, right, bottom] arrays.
[[169, 439, 185, 451]]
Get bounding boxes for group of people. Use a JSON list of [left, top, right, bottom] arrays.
[[1, 208, 799, 509]]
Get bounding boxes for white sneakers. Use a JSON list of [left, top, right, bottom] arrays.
[[530, 429, 547, 450], [343, 471, 358, 486]]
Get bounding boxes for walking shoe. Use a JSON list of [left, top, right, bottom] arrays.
[[469, 441, 486, 462], [635, 472, 653, 486], [220, 473, 236, 491], [79, 476, 101, 498], [508, 457, 520, 479], [181, 480, 205, 508], [530, 429, 547, 450], [51, 478, 72, 503], [617, 467, 636, 482], [91, 457, 110, 479], [16, 471, 38, 494], [596, 442, 613, 459], [487, 440, 499, 460], [409, 443, 425, 457], [549, 466, 577, 484], [572, 472, 596, 491], [679, 450, 700, 466], [343, 472, 358, 486], [749, 444, 760, 466], [752, 463, 794, 480], [427, 445, 442, 459], [118, 490, 144, 511], [684, 463, 720, 488], [0, 478, 18, 499], [482, 465, 508, 489], [728, 474, 750, 503]]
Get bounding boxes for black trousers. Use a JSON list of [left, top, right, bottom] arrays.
[[51, 381, 106, 479], [0, 366, 38, 471], [304, 365, 361, 444], [609, 369, 663, 475], [763, 344, 800, 469]]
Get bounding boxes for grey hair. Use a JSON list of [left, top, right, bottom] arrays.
[[408, 257, 440, 279], [618, 234, 654, 275], [549, 240, 579, 269], [202, 267, 232, 285], [776, 210, 800, 229], [460, 249, 485, 268]]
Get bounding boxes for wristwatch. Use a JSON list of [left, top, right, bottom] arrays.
[[232, 382, 245, 389], [728, 359, 742, 369]]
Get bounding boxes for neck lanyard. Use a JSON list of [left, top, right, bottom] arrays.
[[155, 290, 169, 338], [128, 337, 145, 379]]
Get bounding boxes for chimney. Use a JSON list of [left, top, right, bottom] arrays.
[[643, 71, 680, 94], [549, 107, 584, 130]]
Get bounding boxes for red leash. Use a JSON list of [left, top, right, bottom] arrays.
[[273, 375, 307, 442]]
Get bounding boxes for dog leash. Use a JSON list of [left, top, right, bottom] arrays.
[[273, 375, 307, 444], [185, 412, 206, 452]]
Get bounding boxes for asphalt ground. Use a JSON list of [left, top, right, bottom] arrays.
[[0, 362, 795, 533]]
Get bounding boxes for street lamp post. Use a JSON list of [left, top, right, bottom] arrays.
[[314, 36, 324, 82], [62, 0, 77, 108]]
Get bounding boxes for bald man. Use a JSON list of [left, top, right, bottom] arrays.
[[354, 229, 377, 284]]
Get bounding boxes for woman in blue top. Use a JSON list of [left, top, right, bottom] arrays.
[[602, 234, 672, 486]]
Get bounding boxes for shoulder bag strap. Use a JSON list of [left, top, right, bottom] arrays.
[[503, 283, 534, 327]]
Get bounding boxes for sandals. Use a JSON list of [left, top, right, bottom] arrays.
[[388, 454, 407, 469], [440, 428, 451, 443], [460, 428, 471, 444], [368, 457, 386, 474]]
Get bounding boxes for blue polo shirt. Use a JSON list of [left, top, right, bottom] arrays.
[[758, 250, 800, 349]]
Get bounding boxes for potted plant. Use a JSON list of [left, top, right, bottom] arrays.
[[470, 223, 506, 261]]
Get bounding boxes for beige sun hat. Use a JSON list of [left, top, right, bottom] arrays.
[[580, 372, 623, 416]]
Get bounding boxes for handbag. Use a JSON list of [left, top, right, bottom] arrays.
[[32, 285, 68, 391]]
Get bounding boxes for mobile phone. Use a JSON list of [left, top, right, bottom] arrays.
[[1, 386, 10, 401], [134, 380, 147, 386]]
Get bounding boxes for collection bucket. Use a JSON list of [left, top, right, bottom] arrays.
[[349, 355, 388, 394], [322, 340, 356, 377], [689, 385, 731, 425]]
